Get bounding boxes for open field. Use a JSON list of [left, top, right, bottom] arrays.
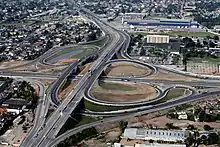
[[189, 57, 220, 63], [91, 81, 157, 102], [105, 62, 151, 77], [135, 31, 216, 37], [149, 70, 198, 81], [49, 47, 95, 65], [0, 60, 30, 69], [71, 48, 94, 59], [89, 38, 106, 47]]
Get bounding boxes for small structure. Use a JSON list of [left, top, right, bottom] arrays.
[[146, 35, 170, 44], [177, 112, 188, 120], [1, 98, 29, 114]]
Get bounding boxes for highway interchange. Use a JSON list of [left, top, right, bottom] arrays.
[[0, 5, 220, 147]]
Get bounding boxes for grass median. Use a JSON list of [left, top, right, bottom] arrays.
[[83, 99, 130, 112], [155, 88, 186, 104]]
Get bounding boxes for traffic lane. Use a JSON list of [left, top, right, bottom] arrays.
[[48, 90, 220, 147]]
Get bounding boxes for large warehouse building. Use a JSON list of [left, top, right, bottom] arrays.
[[123, 128, 186, 143], [122, 13, 199, 28]]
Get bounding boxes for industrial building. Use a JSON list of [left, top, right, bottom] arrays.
[[114, 143, 186, 147], [123, 128, 186, 142], [122, 14, 199, 28], [146, 35, 170, 44]]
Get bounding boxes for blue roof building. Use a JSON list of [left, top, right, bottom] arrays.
[[124, 19, 199, 28]]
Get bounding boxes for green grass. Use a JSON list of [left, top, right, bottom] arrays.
[[90, 38, 106, 47], [55, 47, 80, 57], [75, 116, 100, 126], [135, 31, 216, 37], [98, 81, 136, 91], [71, 48, 94, 58], [155, 88, 186, 104], [84, 99, 129, 112], [188, 57, 220, 63], [58, 115, 100, 136], [54, 47, 95, 59]]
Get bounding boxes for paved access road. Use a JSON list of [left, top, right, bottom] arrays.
[[20, 8, 128, 147]]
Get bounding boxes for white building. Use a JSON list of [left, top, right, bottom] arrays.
[[146, 35, 170, 44], [123, 128, 186, 142], [177, 112, 188, 120]]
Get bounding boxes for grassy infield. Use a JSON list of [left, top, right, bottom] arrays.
[[71, 87, 186, 127], [84, 81, 186, 112], [56, 33, 187, 125]]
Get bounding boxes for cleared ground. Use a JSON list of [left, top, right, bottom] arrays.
[[0, 60, 30, 70], [149, 70, 198, 81], [91, 81, 157, 102], [105, 62, 151, 77], [79, 63, 92, 75]]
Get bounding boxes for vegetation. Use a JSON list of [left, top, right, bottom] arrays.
[[155, 88, 186, 104], [14, 81, 38, 102], [57, 127, 98, 147], [90, 38, 106, 47], [148, 47, 170, 58], [203, 125, 213, 131], [165, 123, 179, 129], [118, 121, 128, 132], [59, 113, 99, 136], [71, 48, 94, 59], [185, 132, 220, 146], [83, 99, 129, 112], [98, 81, 137, 91]]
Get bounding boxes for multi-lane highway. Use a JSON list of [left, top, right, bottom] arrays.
[[48, 88, 220, 147], [20, 7, 129, 147], [1, 4, 219, 147]]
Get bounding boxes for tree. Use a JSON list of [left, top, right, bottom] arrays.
[[119, 121, 128, 132], [207, 133, 219, 144], [204, 125, 213, 131], [214, 35, 219, 41], [140, 48, 146, 56], [185, 134, 194, 147], [203, 40, 208, 46], [166, 123, 174, 129], [209, 41, 216, 48], [187, 125, 196, 130]]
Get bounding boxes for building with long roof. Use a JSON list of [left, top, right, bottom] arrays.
[[123, 128, 187, 142]]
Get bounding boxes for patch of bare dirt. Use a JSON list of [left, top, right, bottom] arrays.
[[106, 62, 151, 77], [91, 81, 157, 102]]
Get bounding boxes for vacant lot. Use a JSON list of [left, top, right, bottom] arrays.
[[80, 63, 92, 75], [149, 71, 198, 81], [105, 62, 151, 77], [91, 81, 157, 102]]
